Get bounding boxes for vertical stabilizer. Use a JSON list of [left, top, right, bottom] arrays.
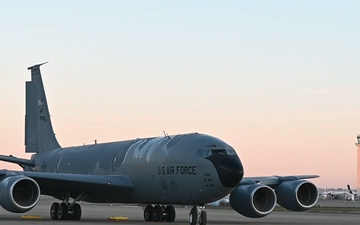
[[25, 62, 61, 153]]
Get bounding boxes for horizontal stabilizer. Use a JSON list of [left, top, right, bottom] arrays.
[[27, 62, 48, 70], [0, 155, 35, 167]]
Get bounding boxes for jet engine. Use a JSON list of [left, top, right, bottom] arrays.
[[275, 180, 318, 211], [229, 183, 276, 218], [0, 175, 40, 213]]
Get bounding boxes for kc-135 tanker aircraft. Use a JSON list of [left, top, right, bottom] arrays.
[[0, 63, 319, 225]]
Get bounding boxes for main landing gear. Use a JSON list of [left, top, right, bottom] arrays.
[[50, 202, 82, 220], [143, 205, 176, 222], [50, 193, 84, 220], [189, 206, 207, 225]]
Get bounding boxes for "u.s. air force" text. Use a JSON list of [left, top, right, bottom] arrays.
[[157, 165, 196, 175]]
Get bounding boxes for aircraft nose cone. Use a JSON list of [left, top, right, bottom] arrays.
[[207, 155, 244, 188], [217, 157, 244, 188]]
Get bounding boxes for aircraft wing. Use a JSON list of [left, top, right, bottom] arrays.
[[0, 170, 134, 201], [240, 175, 319, 188]]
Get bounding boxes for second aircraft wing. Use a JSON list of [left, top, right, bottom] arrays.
[[241, 175, 319, 188]]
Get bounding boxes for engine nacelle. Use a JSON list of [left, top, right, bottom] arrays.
[[275, 180, 318, 211], [229, 184, 276, 218], [0, 175, 40, 213]]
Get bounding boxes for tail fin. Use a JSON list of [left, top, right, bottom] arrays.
[[25, 62, 61, 153]]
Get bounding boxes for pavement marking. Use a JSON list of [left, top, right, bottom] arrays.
[[21, 215, 42, 219], [108, 216, 129, 221]]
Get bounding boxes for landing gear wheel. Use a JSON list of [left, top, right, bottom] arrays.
[[189, 207, 197, 225], [50, 202, 59, 220], [144, 205, 154, 221], [199, 211, 207, 225], [153, 205, 164, 222], [57, 203, 69, 220], [72, 203, 82, 220], [165, 205, 176, 222]]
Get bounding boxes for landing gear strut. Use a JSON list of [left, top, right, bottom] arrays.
[[189, 206, 207, 225], [143, 204, 176, 222]]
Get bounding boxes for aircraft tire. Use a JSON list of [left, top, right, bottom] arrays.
[[153, 205, 163, 221], [199, 211, 207, 225], [50, 202, 59, 220], [165, 205, 176, 222], [144, 205, 153, 221], [57, 203, 69, 220], [189, 207, 197, 225], [72, 203, 82, 220]]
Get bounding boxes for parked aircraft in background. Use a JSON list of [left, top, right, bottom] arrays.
[[320, 189, 345, 200], [0, 63, 319, 225], [320, 185, 357, 202]]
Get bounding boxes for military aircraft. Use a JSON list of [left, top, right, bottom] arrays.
[[0, 63, 319, 225]]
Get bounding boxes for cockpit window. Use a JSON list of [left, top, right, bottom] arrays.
[[196, 147, 236, 158], [226, 149, 236, 156], [211, 149, 227, 155], [196, 149, 205, 157], [196, 149, 211, 158]]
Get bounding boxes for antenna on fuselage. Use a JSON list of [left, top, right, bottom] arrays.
[[163, 131, 171, 139]]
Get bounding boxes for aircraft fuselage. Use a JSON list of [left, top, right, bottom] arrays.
[[31, 133, 244, 205]]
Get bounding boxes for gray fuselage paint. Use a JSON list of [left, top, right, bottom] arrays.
[[31, 133, 237, 205]]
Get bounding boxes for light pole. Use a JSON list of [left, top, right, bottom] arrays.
[[356, 135, 360, 197]]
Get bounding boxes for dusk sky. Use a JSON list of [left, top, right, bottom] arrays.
[[1, 1, 359, 188]]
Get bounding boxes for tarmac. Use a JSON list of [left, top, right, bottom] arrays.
[[0, 196, 359, 225]]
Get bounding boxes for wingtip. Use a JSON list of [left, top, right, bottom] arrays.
[[27, 61, 49, 70]]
